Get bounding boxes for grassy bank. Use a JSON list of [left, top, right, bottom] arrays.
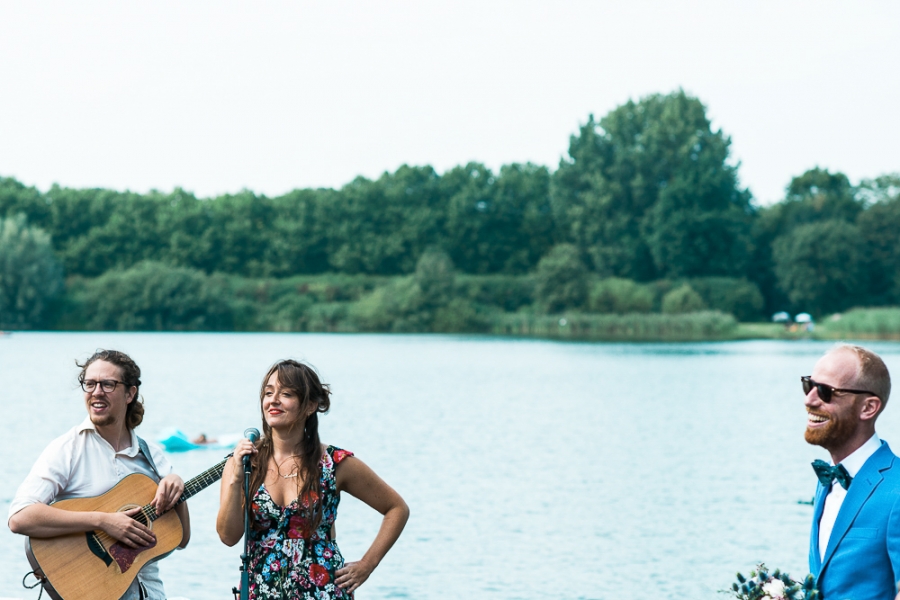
[[44, 264, 900, 342], [492, 311, 738, 342], [734, 308, 900, 342], [816, 308, 900, 341]]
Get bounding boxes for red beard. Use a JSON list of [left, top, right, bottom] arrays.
[[90, 412, 116, 427], [805, 400, 860, 449]]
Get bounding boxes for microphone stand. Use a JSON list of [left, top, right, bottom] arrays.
[[233, 455, 253, 600], [232, 429, 259, 600]]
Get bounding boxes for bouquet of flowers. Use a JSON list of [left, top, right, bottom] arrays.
[[725, 564, 819, 600]]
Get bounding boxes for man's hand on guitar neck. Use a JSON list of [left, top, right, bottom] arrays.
[[151, 474, 185, 514]]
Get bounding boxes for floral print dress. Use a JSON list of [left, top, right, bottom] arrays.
[[246, 446, 354, 599]]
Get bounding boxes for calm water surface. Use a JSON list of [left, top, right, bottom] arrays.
[[3, 333, 900, 599]]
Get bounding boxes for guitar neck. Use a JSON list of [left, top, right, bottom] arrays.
[[144, 456, 229, 522]]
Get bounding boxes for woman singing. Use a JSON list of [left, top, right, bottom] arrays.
[[217, 360, 409, 598]]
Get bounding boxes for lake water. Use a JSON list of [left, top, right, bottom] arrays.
[[3, 333, 900, 599]]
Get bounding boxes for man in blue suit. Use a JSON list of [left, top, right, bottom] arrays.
[[806, 344, 900, 600]]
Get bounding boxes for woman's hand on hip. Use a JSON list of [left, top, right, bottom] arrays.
[[335, 559, 374, 594]]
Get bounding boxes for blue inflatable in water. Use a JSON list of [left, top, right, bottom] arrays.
[[157, 429, 240, 452]]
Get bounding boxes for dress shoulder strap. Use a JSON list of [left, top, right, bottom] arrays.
[[325, 445, 355, 465]]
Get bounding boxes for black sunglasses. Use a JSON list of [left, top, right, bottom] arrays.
[[801, 376, 878, 403]]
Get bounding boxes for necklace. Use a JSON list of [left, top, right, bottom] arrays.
[[274, 455, 300, 479]]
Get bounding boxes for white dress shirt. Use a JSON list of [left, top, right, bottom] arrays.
[[818, 433, 881, 560], [9, 418, 174, 600]]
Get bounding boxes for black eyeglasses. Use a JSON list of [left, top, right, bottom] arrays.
[[81, 379, 127, 393], [801, 376, 878, 403]]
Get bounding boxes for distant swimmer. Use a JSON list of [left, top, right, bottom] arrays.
[[191, 433, 218, 445]]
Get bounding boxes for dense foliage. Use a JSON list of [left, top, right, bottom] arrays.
[[552, 91, 753, 280], [0, 215, 64, 329], [1, 89, 898, 334]]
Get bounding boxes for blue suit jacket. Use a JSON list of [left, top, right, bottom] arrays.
[[810, 441, 900, 600]]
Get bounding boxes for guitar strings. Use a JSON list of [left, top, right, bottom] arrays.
[[139, 458, 229, 523], [91, 457, 230, 552]]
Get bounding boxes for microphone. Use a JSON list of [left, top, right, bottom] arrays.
[[243, 428, 260, 472]]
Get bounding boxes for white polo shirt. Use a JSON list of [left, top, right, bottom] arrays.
[[9, 418, 174, 600]]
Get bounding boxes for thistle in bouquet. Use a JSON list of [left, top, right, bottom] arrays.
[[724, 563, 818, 600]]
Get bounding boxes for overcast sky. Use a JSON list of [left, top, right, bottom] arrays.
[[1, 1, 897, 205]]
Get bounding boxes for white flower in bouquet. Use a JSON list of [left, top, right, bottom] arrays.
[[762, 578, 786, 599]]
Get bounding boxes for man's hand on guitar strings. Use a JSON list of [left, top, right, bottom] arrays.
[[100, 507, 157, 548], [151, 474, 185, 513]]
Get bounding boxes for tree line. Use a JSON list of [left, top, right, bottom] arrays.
[[1, 89, 898, 331]]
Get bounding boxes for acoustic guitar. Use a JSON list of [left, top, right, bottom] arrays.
[[25, 456, 229, 600]]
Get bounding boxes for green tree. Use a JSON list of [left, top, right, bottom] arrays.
[[349, 277, 424, 332], [0, 215, 64, 329], [749, 168, 864, 313], [857, 173, 900, 304], [329, 166, 445, 274], [552, 90, 753, 280], [772, 220, 867, 316], [414, 248, 455, 307], [858, 173, 900, 206], [36, 186, 166, 276], [444, 163, 556, 273], [687, 277, 764, 321], [412, 249, 484, 331], [70, 261, 233, 330], [455, 274, 535, 312], [772, 168, 861, 230], [198, 191, 274, 275], [441, 163, 494, 273], [155, 188, 216, 272], [494, 164, 557, 271], [533, 244, 588, 313], [661, 284, 707, 314], [265, 188, 334, 276], [587, 278, 654, 314], [0, 177, 50, 228]]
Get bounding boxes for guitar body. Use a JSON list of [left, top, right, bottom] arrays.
[[26, 473, 183, 600]]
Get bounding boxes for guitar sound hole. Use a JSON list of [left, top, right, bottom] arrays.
[[118, 504, 152, 529]]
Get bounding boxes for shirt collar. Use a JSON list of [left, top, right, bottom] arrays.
[[837, 432, 881, 477], [78, 417, 139, 456]]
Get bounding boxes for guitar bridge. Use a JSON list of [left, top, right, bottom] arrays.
[[86, 532, 113, 567]]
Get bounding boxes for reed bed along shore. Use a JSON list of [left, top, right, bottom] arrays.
[[23, 258, 900, 343], [492, 310, 738, 342]]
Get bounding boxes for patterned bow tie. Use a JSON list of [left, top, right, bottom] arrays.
[[812, 459, 852, 490]]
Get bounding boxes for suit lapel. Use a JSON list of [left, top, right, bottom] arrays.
[[810, 482, 827, 574], [821, 443, 893, 571]]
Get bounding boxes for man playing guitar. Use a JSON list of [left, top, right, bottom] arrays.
[[8, 349, 191, 600]]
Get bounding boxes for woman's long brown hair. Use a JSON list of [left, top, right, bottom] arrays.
[[248, 360, 331, 537]]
